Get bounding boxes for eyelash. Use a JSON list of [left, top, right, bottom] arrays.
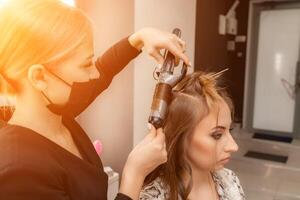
[[81, 62, 93, 68], [212, 128, 234, 140], [82, 64, 91, 68], [212, 132, 223, 140]]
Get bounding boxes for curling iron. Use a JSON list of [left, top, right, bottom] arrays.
[[148, 28, 188, 129]]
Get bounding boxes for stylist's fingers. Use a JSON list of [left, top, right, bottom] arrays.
[[173, 41, 184, 66], [155, 128, 165, 144], [154, 128, 167, 163], [145, 123, 157, 140], [177, 37, 187, 51], [167, 42, 190, 66], [148, 48, 164, 64], [171, 34, 186, 52]]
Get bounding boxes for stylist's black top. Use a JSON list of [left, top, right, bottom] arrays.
[[0, 37, 140, 200]]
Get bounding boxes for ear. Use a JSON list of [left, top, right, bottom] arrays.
[[27, 64, 48, 91]]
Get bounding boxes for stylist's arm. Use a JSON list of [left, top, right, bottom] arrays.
[[119, 125, 167, 200]]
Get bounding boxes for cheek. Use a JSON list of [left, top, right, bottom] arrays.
[[47, 79, 72, 104], [214, 146, 226, 170], [187, 135, 217, 170], [213, 139, 228, 170]]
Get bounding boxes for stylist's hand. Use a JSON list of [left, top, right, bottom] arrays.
[[119, 124, 167, 200], [128, 27, 191, 66], [125, 124, 167, 176]]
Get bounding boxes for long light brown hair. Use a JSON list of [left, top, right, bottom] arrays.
[[144, 70, 234, 200]]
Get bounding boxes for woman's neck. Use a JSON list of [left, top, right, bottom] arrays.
[[190, 167, 212, 188], [9, 90, 65, 138], [185, 165, 218, 200]]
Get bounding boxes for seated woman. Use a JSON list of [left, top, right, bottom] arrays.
[[140, 71, 245, 200]]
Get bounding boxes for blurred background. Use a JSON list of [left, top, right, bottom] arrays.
[[1, 0, 300, 199]]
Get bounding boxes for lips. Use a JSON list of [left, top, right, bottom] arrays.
[[219, 157, 231, 163]]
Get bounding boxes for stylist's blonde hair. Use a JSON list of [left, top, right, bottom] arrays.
[[0, 0, 93, 95]]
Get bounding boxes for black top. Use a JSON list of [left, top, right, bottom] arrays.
[[0, 37, 140, 200]]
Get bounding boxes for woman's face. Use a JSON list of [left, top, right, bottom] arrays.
[[52, 31, 99, 83], [43, 30, 100, 104], [186, 100, 238, 172]]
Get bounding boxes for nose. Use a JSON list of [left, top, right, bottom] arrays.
[[224, 133, 239, 153]]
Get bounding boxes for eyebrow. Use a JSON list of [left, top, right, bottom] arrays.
[[211, 126, 226, 131]]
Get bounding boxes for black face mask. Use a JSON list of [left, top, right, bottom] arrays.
[[41, 70, 99, 117]]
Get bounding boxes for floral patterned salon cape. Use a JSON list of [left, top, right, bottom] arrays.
[[139, 168, 246, 200]]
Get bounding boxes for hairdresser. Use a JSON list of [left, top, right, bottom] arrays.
[[0, 0, 190, 200]]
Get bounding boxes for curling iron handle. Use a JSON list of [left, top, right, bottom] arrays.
[[162, 28, 182, 73]]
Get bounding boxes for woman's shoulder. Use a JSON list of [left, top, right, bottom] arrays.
[[214, 168, 240, 181], [0, 125, 67, 197], [139, 177, 169, 200], [213, 168, 246, 200], [0, 124, 55, 168]]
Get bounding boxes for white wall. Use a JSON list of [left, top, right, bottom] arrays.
[[77, 0, 135, 173], [133, 0, 197, 145]]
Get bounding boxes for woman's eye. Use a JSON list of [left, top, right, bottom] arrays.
[[81, 62, 93, 68], [82, 64, 92, 68], [212, 132, 223, 140]]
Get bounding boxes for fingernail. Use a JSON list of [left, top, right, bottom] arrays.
[[147, 123, 152, 130], [188, 62, 192, 66]]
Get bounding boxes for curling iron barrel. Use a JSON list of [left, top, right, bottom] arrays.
[[148, 28, 188, 129]]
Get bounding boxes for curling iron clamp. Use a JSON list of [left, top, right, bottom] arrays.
[[148, 28, 188, 129]]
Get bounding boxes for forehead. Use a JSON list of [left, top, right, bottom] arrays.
[[49, 32, 94, 76], [74, 33, 94, 60], [216, 100, 232, 125], [195, 100, 232, 131]]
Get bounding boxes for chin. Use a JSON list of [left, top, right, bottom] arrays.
[[214, 165, 225, 171]]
